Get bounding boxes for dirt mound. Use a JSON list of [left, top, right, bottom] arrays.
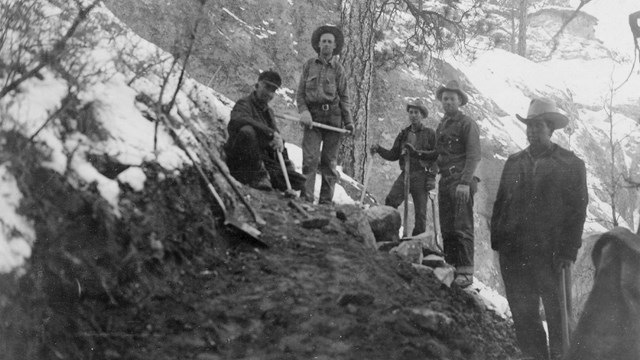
[[0, 134, 519, 360]]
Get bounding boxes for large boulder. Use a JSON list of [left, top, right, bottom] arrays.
[[364, 205, 401, 242]]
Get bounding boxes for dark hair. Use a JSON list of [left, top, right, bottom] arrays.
[[258, 70, 282, 88]]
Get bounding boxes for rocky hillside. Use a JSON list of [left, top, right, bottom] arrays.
[[0, 2, 520, 359]]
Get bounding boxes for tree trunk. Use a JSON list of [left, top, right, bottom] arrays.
[[338, 0, 377, 182], [517, 0, 528, 57]]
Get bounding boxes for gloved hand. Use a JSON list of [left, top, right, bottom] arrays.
[[370, 144, 380, 155], [403, 143, 417, 157], [344, 123, 354, 135], [299, 110, 313, 127], [455, 184, 470, 204], [270, 131, 284, 152]]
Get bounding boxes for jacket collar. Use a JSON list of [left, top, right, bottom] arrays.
[[525, 143, 557, 159], [315, 56, 337, 67]]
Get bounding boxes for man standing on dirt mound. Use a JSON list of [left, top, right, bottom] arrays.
[[434, 80, 481, 288], [297, 24, 353, 205], [225, 70, 305, 192], [491, 98, 588, 360], [370, 99, 437, 236]]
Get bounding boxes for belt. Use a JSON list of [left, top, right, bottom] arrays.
[[439, 165, 461, 178], [310, 103, 335, 112]]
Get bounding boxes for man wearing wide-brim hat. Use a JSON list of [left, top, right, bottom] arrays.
[[370, 98, 437, 236], [491, 98, 588, 360], [296, 25, 353, 204], [433, 79, 481, 288]]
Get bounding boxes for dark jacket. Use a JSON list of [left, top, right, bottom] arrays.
[[377, 123, 437, 174], [435, 111, 481, 184], [490, 144, 588, 261], [227, 91, 279, 147], [296, 56, 352, 127]]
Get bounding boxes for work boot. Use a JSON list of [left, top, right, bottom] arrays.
[[249, 175, 273, 191], [453, 274, 473, 288]]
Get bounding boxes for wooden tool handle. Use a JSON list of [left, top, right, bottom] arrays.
[[277, 151, 292, 191], [275, 113, 350, 134]]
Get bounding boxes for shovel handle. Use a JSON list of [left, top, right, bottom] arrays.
[[360, 155, 375, 203], [559, 266, 571, 355], [277, 151, 292, 191], [275, 113, 349, 134], [402, 153, 410, 238]]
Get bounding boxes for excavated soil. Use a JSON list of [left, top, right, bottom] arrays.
[[0, 137, 520, 360]]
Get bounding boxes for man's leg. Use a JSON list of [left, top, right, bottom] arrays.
[[451, 178, 476, 277], [537, 256, 564, 360], [438, 178, 457, 265], [409, 171, 428, 236], [302, 127, 323, 201], [500, 253, 550, 360], [225, 126, 271, 189], [318, 130, 341, 204], [384, 174, 405, 208]]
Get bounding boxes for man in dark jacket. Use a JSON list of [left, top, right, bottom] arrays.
[[435, 80, 481, 288], [297, 25, 353, 204], [225, 70, 305, 192], [491, 98, 588, 360], [370, 99, 437, 236]]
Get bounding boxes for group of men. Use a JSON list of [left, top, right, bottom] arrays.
[[223, 24, 589, 360]]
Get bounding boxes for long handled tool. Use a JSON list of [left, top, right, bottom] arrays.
[[276, 150, 298, 198], [288, 200, 329, 229], [176, 108, 265, 225], [158, 113, 267, 248], [274, 113, 349, 134], [360, 154, 375, 203], [429, 191, 443, 253], [402, 153, 410, 238], [559, 265, 572, 355]]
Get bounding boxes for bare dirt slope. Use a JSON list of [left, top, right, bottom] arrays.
[[0, 135, 518, 360]]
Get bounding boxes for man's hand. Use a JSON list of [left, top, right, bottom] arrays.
[[370, 144, 380, 155], [455, 184, 470, 204], [404, 143, 417, 157], [299, 110, 313, 127], [554, 256, 572, 273], [271, 131, 284, 152], [344, 123, 354, 135]]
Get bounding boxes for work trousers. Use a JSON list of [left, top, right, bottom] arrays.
[[302, 126, 341, 204], [500, 251, 564, 360], [225, 125, 303, 191], [385, 170, 433, 236], [438, 174, 476, 275]]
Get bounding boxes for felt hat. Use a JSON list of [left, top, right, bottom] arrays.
[[258, 70, 282, 89], [311, 25, 344, 55], [516, 98, 568, 130], [406, 98, 429, 118], [436, 80, 469, 106]]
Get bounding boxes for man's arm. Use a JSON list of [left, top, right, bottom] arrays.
[[460, 118, 481, 184], [415, 128, 439, 161], [336, 63, 353, 126], [296, 60, 310, 113], [559, 158, 589, 261], [376, 131, 403, 161], [229, 98, 276, 139]]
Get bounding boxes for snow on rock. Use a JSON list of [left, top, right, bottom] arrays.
[[117, 166, 147, 191], [0, 165, 35, 273]]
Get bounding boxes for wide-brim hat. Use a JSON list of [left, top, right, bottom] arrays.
[[516, 98, 569, 130], [311, 25, 344, 55], [406, 99, 428, 118], [436, 80, 469, 106]]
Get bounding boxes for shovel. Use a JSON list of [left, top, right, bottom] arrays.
[[274, 113, 350, 133], [359, 153, 375, 204], [159, 113, 267, 249], [402, 153, 410, 238]]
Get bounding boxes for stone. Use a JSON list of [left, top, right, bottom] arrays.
[[422, 254, 446, 268], [409, 308, 453, 333], [433, 265, 455, 287], [337, 292, 375, 307], [377, 241, 400, 252], [389, 239, 423, 264], [364, 205, 401, 242], [336, 204, 377, 250]]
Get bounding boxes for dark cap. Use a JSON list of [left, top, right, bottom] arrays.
[[258, 70, 282, 89]]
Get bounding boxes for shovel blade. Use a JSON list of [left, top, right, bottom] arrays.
[[224, 218, 268, 248]]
